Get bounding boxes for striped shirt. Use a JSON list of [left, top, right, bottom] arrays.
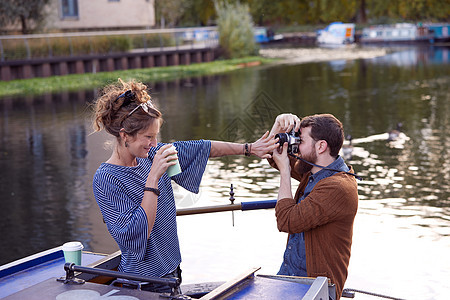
[[93, 140, 211, 277]]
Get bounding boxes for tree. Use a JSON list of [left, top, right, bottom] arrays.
[[357, 0, 367, 23], [155, 0, 189, 28], [0, 0, 51, 34], [214, 1, 257, 59], [184, 0, 216, 26]]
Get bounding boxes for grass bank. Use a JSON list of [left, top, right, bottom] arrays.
[[0, 56, 275, 98]]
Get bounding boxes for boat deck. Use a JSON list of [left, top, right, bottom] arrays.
[[0, 248, 105, 299], [1, 248, 333, 299]]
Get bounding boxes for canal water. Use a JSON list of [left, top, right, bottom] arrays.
[[0, 45, 449, 299]]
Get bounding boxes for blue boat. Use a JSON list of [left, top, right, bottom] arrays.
[[317, 22, 355, 45], [424, 23, 450, 42], [253, 27, 283, 44], [0, 200, 340, 299]]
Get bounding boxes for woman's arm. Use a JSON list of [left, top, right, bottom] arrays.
[[210, 131, 277, 158], [143, 144, 177, 238]]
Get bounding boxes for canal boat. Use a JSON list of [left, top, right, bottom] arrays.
[[424, 23, 450, 42], [253, 27, 283, 44], [0, 242, 335, 299], [0, 199, 339, 299], [317, 22, 355, 45], [360, 23, 434, 44]]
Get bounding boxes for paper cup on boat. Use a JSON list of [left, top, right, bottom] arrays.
[[166, 145, 182, 177], [62, 241, 84, 265]]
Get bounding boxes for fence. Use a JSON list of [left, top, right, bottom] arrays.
[[0, 27, 219, 81]]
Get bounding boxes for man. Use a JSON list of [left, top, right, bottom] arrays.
[[269, 113, 359, 300]]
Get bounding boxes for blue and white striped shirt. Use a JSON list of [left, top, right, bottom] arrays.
[[93, 140, 211, 277]]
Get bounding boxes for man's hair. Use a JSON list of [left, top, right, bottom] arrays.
[[300, 114, 344, 157]]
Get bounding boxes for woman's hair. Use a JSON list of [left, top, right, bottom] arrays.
[[92, 79, 162, 139], [300, 114, 344, 157]]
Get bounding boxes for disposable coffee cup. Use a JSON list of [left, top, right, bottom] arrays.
[[62, 241, 84, 265], [166, 145, 182, 177]]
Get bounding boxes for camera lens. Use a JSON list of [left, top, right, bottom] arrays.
[[275, 133, 289, 145]]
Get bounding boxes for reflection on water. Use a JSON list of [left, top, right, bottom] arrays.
[[0, 91, 96, 259], [0, 45, 449, 299], [366, 45, 450, 66]]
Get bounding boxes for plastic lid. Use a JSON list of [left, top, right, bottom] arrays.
[[62, 241, 84, 251]]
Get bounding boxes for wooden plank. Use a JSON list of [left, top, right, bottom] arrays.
[[199, 267, 260, 300], [176, 204, 241, 216]]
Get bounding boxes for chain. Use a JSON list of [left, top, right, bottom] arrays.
[[343, 288, 406, 300]]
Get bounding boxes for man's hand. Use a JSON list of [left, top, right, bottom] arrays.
[[270, 113, 301, 136], [272, 142, 291, 174], [273, 142, 294, 201]]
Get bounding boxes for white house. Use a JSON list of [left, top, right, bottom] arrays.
[[46, 0, 155, 31], [1, 0, 155, 33]]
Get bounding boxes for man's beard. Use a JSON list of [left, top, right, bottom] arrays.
[[294, 147, 317, 174]]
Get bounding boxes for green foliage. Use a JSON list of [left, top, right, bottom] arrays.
[[166, 0, 449, 28], [0, 57, 275, 97], [1, 35, 139, 61], [214, 1, 257, 59], [131, 34, 176, 49], [155, 0, 190, 27], [0, 0, 51, 33]]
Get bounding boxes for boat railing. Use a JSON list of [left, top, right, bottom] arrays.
[[58, 262, 181, 295]]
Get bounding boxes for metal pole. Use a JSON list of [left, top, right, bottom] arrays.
[[176, 200, 277, 216], [67, 36, 73, 56], [159, 33, 163, 50], [176, 203, 242, 216], [46, 37, 52, 57], [0, 40, 4, 61], [24, 39, 31, 59], [142, 33, 147, 52], [66, 263, 179, 287]]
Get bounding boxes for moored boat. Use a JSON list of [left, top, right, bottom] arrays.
[[253, 27, 284, 44], [360, 23, 434, 44], [424, 23, 450, 42], [317, 22, 355, 45]]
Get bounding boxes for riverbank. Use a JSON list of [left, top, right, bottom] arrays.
[[259, 46, 389, 63], [0, 56, 274, 97], [0, 46, 392, 97]]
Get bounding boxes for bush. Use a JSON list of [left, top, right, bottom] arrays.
[[131, 33, 176, 49], [1, 35, 134, 61], [214, 1, 257, 59]]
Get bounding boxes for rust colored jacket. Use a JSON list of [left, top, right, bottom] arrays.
[[270, 157, 358, 299]]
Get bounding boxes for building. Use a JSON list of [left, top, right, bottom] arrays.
[[2, 0, 155, 33], [46, 0, 155, 31]]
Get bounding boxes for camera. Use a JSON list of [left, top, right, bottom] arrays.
[[275, 128, 301, 155]]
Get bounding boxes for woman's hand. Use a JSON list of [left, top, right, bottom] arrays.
[[250, 131, 278, 159], [147, 144, 178, 186], [270, 113, 301, 136]]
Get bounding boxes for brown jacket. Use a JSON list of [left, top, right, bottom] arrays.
[[270, 157, 358, 299]]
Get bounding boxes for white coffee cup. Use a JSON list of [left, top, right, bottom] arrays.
[[62, 241, 84, 265], [166, 145, 182, 177]]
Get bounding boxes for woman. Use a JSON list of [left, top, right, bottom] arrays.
[[92, 79, 276, 292]]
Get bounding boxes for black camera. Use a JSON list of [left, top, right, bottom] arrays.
[[275, 128, 301, 155]]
